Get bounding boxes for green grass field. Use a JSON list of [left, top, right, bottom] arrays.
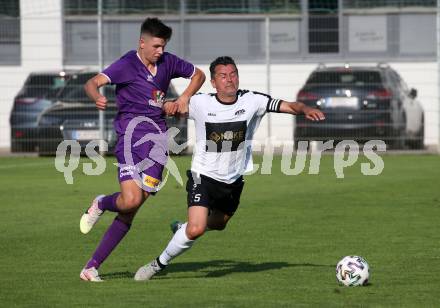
[[0, 154, 439, 307]]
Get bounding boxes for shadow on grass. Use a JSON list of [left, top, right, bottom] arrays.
[[101, 260, 333, 280], [100, 271, 134, 280], [333, 282, 373, 293]]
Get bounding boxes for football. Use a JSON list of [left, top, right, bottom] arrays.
[[336, 256, 370, 286]]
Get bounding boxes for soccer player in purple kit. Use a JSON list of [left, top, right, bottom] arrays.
[[79, 17, 205, 282]]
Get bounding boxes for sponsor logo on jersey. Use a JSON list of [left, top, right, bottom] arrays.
[[235, 109, 246, 116], [208, 112, 216, 116], [119, 165, 137, 178], [208, 130, 244, 144], [147, 74, 154, 82], [149, 90, 165, 108], [209, 132, 221, 143], [205, 121, 247, 152], [223, 131, 234, 140], [143, 174, 160, 188]]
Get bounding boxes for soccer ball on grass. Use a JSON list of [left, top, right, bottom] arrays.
[[336, 255, 370, 286]]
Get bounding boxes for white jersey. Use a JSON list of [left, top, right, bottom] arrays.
[[188, 89, 281, 184]]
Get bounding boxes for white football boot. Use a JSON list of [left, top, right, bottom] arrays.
[[80, 195, 105, 234], [134, 259, 163, 281], [80, 267, 103, 282]]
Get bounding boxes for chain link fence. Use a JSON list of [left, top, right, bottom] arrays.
[[1, 0, 439, 154]]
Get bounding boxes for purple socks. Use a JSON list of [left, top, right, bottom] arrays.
[[98, 192, 120, 212], [85, 218, 131, 269]]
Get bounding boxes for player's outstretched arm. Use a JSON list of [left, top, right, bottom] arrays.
[[84, 74, 110, 110], [175, 67, 206, 115], [279, 101, 325, 121]]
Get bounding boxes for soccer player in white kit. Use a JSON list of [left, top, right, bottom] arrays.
[[134, 56, 325, 281]]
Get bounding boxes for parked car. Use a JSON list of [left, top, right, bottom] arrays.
[[9, 70, 78, 152], [37, 72, 113, 155], [294, 64, 424, 149], [37, 72, 187, 155]]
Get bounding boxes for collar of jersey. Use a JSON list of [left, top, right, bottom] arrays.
[[136, 51, 157, 76], [215, 93, 238, 105]]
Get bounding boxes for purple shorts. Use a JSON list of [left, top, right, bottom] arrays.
[[113, 114, 168, 193]]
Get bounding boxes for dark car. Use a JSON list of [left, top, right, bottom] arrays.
[[37, 72, 115, 155], [37, 72, 187, 155], [294, 64, 424, 149], [9, 70, 78, 152]]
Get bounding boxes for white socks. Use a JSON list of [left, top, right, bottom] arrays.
[[158, 223, 194, 266]]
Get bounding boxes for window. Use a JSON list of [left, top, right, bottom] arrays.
[[64, 0, 181, 15], [63, 0, 300, 15], [306, 71, 383, 86], [57, 72, 98, 102], [0, 0, 20, 65], [63, 0, 436, 63], [343, 0, 435, 9], [308, 0, 339, 53], [19, 74, 69, 98], [64, 0, 98, 15], [390, 70, 409, 93]]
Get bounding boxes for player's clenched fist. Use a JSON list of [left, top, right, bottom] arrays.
[[95, 95, 108, 110]]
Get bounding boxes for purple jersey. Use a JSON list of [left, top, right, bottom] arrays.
[[102, 50, 195, 190], [102, 50, 194, 129]]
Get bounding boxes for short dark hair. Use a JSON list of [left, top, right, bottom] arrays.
[[209, 56, 237, 79], [140, 17, 172, 41]]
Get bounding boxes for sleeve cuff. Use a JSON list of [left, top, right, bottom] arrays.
[[266, 98, 281, 113], [99, 72, 111, 83], [188, 65, 196, 79]]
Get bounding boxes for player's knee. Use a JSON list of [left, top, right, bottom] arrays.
[[186, 224, 206, 240], [120, 194, 143, 211]]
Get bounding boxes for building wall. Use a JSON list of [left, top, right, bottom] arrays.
[[0, 1, 438, 150], [0, 0, 63, 148]]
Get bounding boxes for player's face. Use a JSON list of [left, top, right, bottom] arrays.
[[139, 34, 167, 64], [211, 64, 239, 98]]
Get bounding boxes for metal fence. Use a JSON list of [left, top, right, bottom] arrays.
[[62, 1, 437, 64], [0, 0, 439, 154]]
